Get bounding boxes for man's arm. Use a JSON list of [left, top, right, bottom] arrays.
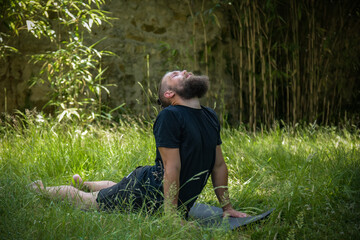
[[211, 145, 248, 218], [158, 147, 181, 215]]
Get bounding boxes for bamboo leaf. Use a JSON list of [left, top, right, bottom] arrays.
[[57, 110, 66, 122], [100, 85, 110, 94], [89, 18, 93, 28], [65, 8, 76, 20], [82, 21, 91, 32], [95, 17, 102, 25], [211, 13, 221, 28], [89, 37, 107, 48], [108, 103, 126, 114]]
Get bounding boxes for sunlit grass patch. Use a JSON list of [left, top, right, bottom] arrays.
[[0, 114, 359, 239]]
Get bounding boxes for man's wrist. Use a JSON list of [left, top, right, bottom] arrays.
[[219, 192, 231, 210], [164, 201, 177, 215], [221, 203, 233, 211]]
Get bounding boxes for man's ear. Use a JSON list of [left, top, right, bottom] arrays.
[[164, 90, 175, 99]]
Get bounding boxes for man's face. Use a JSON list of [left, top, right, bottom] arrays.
[[172, 70, 209, 100], [158, 70, 191, 108], [158, 70, 209, 107], [167, 70, 194, 86]]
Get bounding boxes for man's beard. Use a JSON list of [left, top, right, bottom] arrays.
[[174, 75, 209, 100], [157, 94, 170, 108]]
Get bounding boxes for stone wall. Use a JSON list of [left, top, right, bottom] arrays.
[[0, 0, 232, 117]]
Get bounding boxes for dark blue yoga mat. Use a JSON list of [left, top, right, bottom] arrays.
[[189, 203, 274, 230]]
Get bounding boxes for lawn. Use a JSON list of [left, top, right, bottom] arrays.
[[1, 113, 359, 239]]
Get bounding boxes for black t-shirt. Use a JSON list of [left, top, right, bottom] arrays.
[[153, 105, 222, 212]]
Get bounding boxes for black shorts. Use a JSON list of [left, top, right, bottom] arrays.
[[96, 166, 163, 212]]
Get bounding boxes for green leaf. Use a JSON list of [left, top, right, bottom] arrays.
[[82, 21, 91, 32], [65, 8, 76, 20], [57, 110, 66, 122], [89, 18, 93, 28], [95, 86, 101, 95], [108, 103, 126, 114], [95, 17, 102, 25], [100, 85, 110, 94], [26, 20, 35, 31]]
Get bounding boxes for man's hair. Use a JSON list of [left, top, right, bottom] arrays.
[[158, 80, 167, 98], [157, 75, 171, 107], [174, 75, 209, 100]]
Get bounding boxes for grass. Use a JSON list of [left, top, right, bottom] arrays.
[[0, 112, 359, 239]]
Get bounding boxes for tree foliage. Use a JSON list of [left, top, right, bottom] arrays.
[[0, 0, 116, 122]]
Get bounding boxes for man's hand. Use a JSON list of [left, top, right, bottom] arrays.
[[212, 146, 249, 218], [158, 147, 181, 215], [223, 207, 249, 218]]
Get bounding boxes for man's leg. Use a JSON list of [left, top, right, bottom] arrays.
[[30, 180, 98, 209], [72, 174, 117, 192]]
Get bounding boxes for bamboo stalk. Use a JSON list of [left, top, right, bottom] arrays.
[[331, 72, 338, 125], [231, 4, 244, 124], [186, 0, 197, 71], [237, 6, 244, 124], [326, 99, 330, 126], [4, 88, 7, 113], [272, 40, 278, 126], [259, 5, 273, 128], [267, 35, 273, 126], [258, 12, 267, 128], [260, 36, 267, 126], [244, 2, 253, 131], [284, 32, 290, 124], [239, 27, 244, 124], [228, 23, 235, 122], [321, 75, 327, 124], [251, 1, 257, 132], [309, 1, 314, 122], [291, 0, 298, 126], [147, 54, 150, 114], [296, 3, 302, 123], [200, 0, 208, 76]]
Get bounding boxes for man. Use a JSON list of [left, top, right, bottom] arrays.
[[30, 70, 247, 218]]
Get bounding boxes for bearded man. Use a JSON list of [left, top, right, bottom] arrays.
[[30, 70, 247, 219]]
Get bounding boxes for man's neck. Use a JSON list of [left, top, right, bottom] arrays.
[[172, 97, 201, 109]]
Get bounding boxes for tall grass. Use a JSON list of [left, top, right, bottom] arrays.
[[0, 112, 359, 239]]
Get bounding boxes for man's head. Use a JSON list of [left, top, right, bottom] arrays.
[[158, 70, 209, 108]]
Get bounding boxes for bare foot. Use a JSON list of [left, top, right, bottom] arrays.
[[28, 180, 44, 192], [72, 174, 83, 188]]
